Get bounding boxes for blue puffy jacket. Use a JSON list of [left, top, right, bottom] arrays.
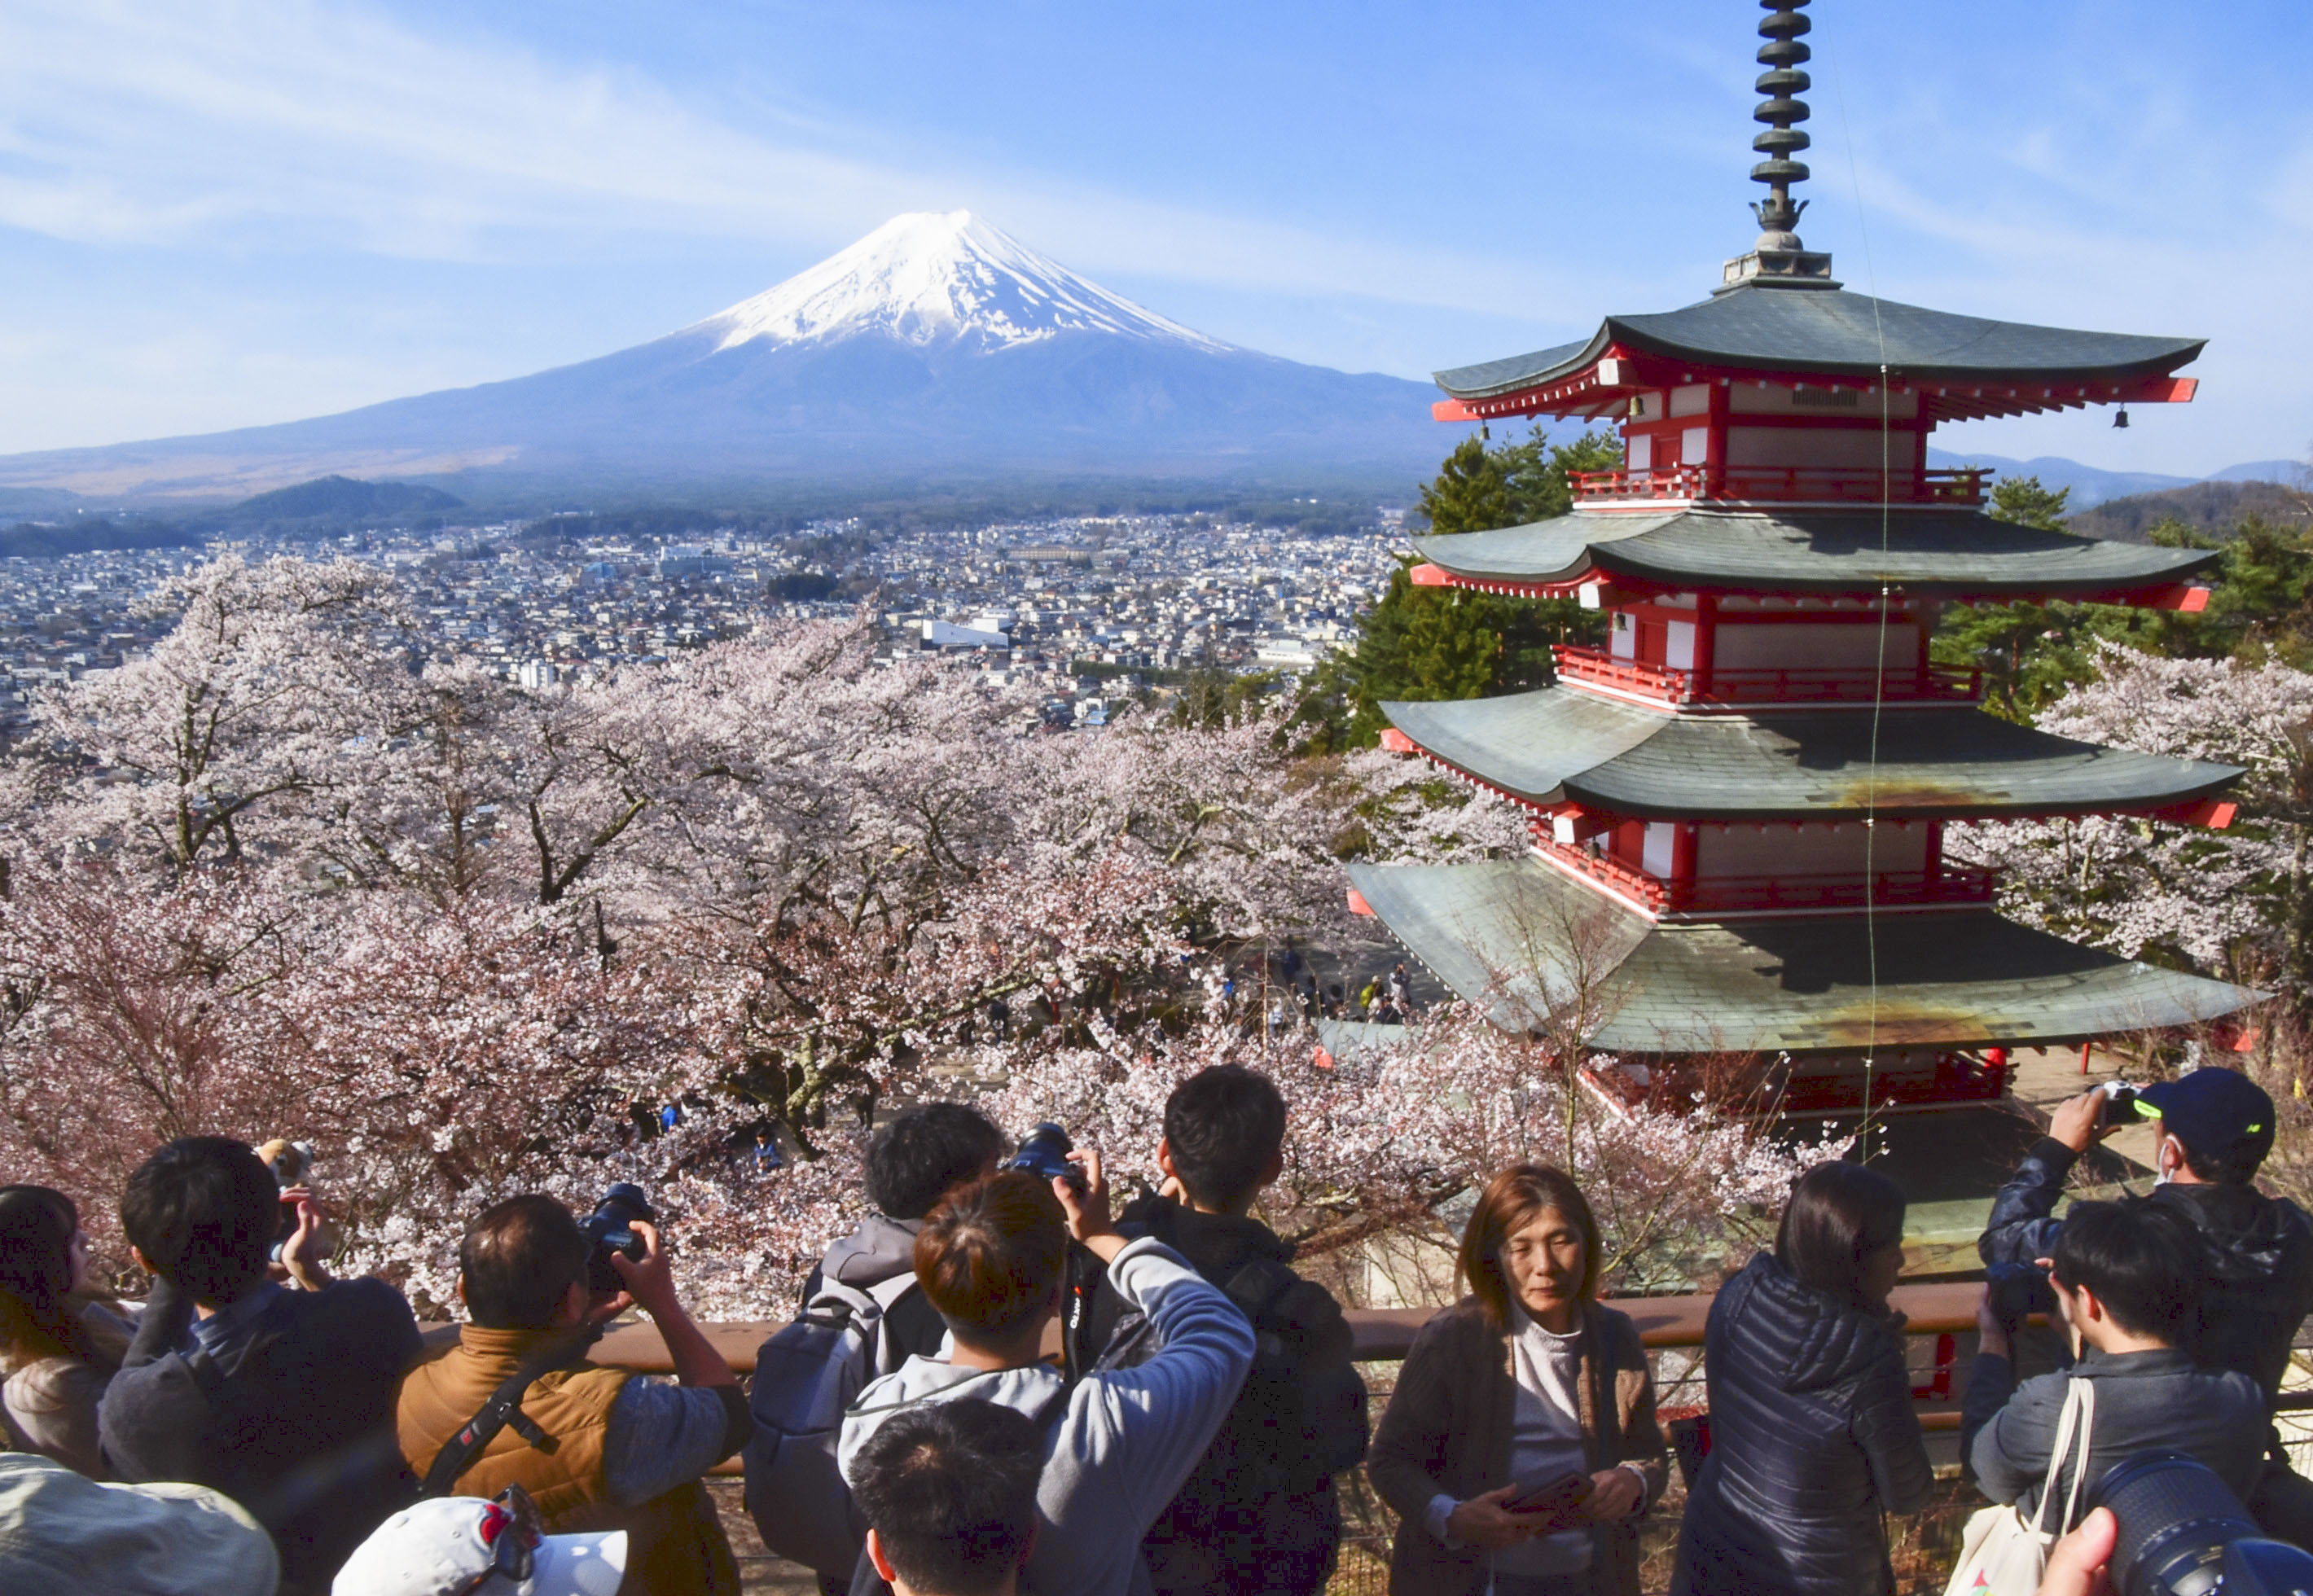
[[1671, 1252, 1932, 1596]]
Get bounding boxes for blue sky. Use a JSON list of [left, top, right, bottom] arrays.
[[5, 0, 2308, 476]]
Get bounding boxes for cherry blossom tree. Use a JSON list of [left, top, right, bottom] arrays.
[[29, 555, 412, 874], [1950, 642, 2313, 986], [0, 553, 1818, 1317]]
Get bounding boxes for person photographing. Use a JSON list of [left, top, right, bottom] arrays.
[[836, 1145, 1254, 1596], [1964, 1199, 2264, 1515], [1980, 1068, 2313, 1539], [393, 1194, 751, 1595]]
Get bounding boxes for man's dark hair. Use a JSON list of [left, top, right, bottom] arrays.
[[849, 1397, 1042, 1596], [121, 1137, 277, 1305], [867, 1103, 1007, 1221], [1163, 1064, 1287, 1212], [914, 1173, 1068, 1344], [2052, 1199, 2205, 1342], [2179, 1138, 2267, 1186], [461, 1195, 590, 1329]]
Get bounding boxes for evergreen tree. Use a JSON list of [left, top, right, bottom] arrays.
[[1935, 474, 2313, 719], [1933, 476, 2137, 718], [1295, 427, 1619, 750]]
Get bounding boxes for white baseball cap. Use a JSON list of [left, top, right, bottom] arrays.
[[331, 1493, 626, 1596], [0, 1454, 279, 1595]]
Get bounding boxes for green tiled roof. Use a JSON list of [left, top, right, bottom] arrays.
[[1413, 508, 2217, 598], [1380, 689, 2242, 820], [1345, 857, 2262, 1054], [1435, 283, 2205, 399]]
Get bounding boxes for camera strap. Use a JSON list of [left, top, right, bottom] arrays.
[[422, 1324, 603, 1499]]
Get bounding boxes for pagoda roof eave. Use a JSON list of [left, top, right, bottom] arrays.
[[1433, 284, 2205, 402], [1411, 509, 2219, 599], [1378, 689, 2245, 820], [1345, 857, 2265, 1055]]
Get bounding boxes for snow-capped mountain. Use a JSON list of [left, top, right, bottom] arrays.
[[699, 211, 1230, 355], [0, 214, 1442, 502]]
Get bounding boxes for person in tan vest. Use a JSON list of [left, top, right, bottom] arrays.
[[396, 1195, 751, 1596]]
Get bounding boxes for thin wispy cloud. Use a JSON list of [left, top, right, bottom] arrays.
[[0, 0, 2304, 470], [0, 0, 1594, 321]]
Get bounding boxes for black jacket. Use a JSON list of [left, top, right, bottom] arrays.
[[1671, 1252, 1932, 1596], [99, 1276, 421, 1596], [1980, 1136, 2313, 1399], [1964, 1345, 2266, 1517], [1077, 1193, 1369, 1596]]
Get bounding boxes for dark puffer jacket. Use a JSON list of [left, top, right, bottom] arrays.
[[1980, 1136, 2313, 1399], [1671, 1252, 1932, 1596]]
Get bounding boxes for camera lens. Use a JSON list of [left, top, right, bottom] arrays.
[[2094, 1453, 2261, 1596]]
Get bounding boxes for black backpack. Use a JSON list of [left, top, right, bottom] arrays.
[[1095, 1253, 1368, 1547]]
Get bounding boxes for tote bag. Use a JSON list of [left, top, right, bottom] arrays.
[[1943, 1377, 2097, 1596]]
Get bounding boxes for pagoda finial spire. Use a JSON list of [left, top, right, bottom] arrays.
[[1749, 0, 1812, 239], [1720, 0, 1840, 291]]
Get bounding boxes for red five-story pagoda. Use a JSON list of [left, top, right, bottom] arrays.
[[1346, 0, 2262, 1112]]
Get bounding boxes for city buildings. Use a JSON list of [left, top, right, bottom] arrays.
[[0, 508, 1395, 739]]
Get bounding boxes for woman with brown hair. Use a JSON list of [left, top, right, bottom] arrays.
[[1670, 1160, 1931, 1596], [1368, 1164, 1666, 1596], [0, 1185, 130, 1475]]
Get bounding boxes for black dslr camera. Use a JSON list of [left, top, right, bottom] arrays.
[[1003, 1123, 1087, 1194], [580, 1183, 654, 1295], [1985, 1259, 2057, 1327], [2093, 1451, 2313, 1596]]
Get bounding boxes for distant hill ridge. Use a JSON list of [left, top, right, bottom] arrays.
[[2066, 476, 2311, 543], [230, 475, 464, 522]]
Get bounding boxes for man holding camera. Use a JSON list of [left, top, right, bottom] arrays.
[[1964, 1199, 2265, 1510], [1070, 1064, 1368, 1596], [836, 1151, 1255, 1596], [100, 1137, 421, 1596], [394, 1193, 753, 1595], [1979, 1069, 2313, 1540]]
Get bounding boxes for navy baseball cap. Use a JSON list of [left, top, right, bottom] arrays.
[[2135, 1068, 2276, 1165]]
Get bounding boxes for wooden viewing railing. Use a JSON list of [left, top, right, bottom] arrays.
[[507, 1281, 1996, 1477], [432, 1282, 2313, 1481], [1553, 645, 1982, 707], [1570, 465, 1990, 506]]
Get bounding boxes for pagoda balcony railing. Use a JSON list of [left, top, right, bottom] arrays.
[[1538, 835, 1667, 909], [1569, 465, 1989, 506], [1552, 645, 1981, 707], [1667, 866, 1998, 914], [1537, 835, 1997, 914]]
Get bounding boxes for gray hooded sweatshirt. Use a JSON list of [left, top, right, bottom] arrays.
[[836, 1235, 1255, 1596]]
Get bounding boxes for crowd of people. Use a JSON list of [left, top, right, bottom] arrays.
[[1, 1061, 2311, 1595]]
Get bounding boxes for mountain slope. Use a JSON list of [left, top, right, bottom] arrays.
[[2066, 478, 2311, 543], [0, 213, 1445, 502]]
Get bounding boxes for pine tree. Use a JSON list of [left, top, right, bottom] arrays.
[[1295, 428, 1619, 749]]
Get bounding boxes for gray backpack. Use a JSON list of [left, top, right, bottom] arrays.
[[743, 1270, 921, 1576]]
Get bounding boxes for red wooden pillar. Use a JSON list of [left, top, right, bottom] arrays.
[[1705, 379, 1729, 498], [1693, 592, 1718, 698]]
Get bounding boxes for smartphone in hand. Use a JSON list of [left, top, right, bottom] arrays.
[[1501, 1470, 1593, 1530]]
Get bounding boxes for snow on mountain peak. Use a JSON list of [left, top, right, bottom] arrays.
[[697, 211, 1231, 355]]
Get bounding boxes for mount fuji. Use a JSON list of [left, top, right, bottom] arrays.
[[0, 213, 1449, 503]]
